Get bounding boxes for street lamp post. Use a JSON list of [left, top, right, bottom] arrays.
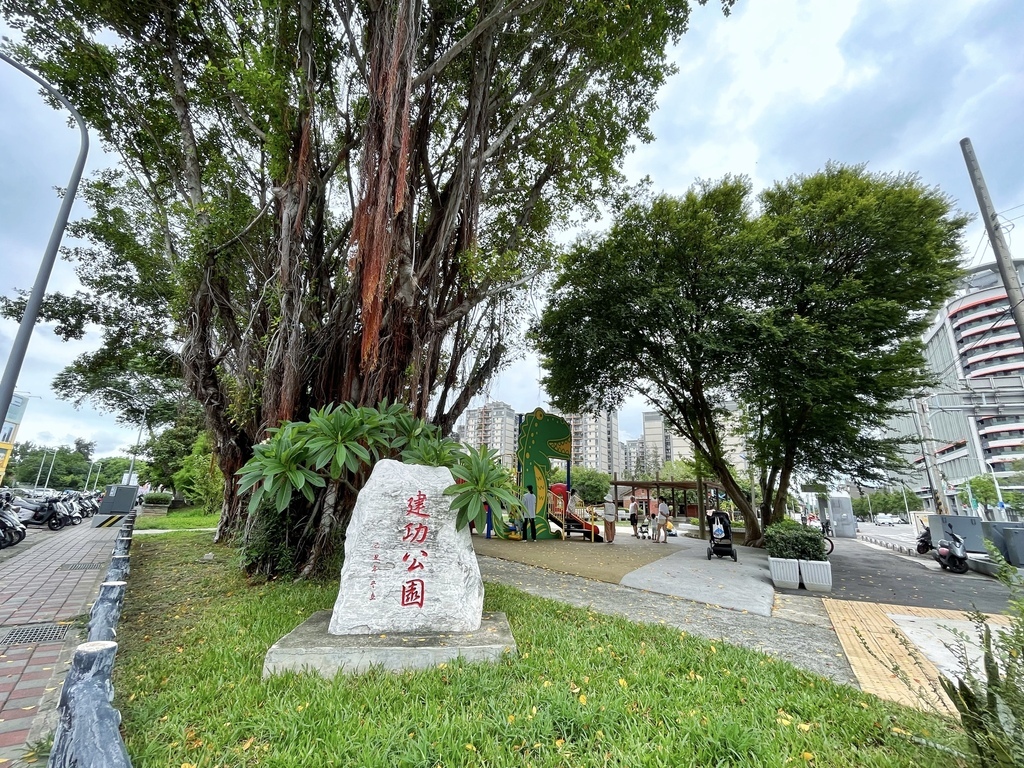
[[0, 53, 89, 432], [33, 449, 49, 489], [97, 388, 151, 485], [42, 449, 57, 490], [986, 459, 1005, 521], [84, 458, 99, 491]]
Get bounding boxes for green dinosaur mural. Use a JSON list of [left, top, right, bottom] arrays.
[[513, 408, 572, 540]]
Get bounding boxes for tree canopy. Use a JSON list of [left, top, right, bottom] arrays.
[[535, 166, 967, 542], [0, 0, 735, 574], [568, 466, 611, 505], [3, 442, 135, 491]]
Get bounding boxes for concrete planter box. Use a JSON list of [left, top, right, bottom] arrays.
[[140, 504, 170, 516], [768, 557, 800, 589], [798, 560, 832, 593]]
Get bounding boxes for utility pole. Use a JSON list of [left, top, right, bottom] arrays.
[[912, 398, 947, 515], [961, 138, 1024, 342]]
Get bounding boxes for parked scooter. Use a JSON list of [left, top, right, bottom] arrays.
[[917, 523, 969, 573], [916, 526, 932, 555], [55, 498, 83, 526], [0, 494, 27, 547], [14, 495, 67, 531]]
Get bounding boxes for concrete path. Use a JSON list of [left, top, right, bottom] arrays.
[[0, 524, 121, 766], [477, 555, 857, 685], [618, 532, 776, 616]]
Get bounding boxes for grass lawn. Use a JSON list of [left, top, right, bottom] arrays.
[[115, 532, 966, 767], [133, 507, 220, 530]]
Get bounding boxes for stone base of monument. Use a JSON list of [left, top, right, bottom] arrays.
[[263, 611, 517, 678]]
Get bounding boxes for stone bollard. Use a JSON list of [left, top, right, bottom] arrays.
[[87, 581, 127, 643], [106, 555, 130, 583], [112, 537, 131, 557], [49, 641, 131, 767]]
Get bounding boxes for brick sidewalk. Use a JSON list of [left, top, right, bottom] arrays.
[[0, 524, 121, 766]]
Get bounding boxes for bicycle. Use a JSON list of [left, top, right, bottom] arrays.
[[817, 519, 835, 556]]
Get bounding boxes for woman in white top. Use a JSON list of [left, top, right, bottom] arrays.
[[656, 497, 670, 543], [602, 500, 617, 543]]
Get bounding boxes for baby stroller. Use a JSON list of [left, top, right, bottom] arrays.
[[638, 513, 651, 540], [706, 511, 737, 561]]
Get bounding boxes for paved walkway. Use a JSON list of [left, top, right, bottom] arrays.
[[0, 524, 121, 766]]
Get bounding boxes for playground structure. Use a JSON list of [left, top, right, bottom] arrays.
[[500, 408, 578, 540], [487, 406, 726, 542], [547, 482, 604, 541]]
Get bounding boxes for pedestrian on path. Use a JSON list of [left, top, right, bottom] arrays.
[[522, 485, 537, 541], [602, 500, 616, 543], [655, 497, 669, 543], [629, 496, 639, 537]]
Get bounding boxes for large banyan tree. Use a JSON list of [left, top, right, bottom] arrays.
[[1, 0, 732, 573]]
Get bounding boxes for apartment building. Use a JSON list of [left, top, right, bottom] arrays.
[[460, 400, 519, 468], [551, 408, 622, 475], [891, 260, 1024, 507]]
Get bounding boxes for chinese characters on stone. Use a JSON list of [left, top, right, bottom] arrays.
[[399, 491, 430, 608]]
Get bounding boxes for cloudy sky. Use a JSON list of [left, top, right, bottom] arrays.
[[2, 0, 1023, 456]]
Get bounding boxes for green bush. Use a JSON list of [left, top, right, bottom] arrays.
[[172, 433, 225, 515], [142, 491, 173, 505], [763, 519, 827, 561]]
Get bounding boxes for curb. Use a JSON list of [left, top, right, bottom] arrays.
[[857, 534, 921, 558]]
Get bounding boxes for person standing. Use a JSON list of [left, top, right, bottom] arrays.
[[522, 485, 538, 541], [656, 496, 670, 543], [628, 496, 639, 538], [602, 500, 617, 543]]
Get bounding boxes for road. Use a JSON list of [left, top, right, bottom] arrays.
[[776, 524, 1013, 614]]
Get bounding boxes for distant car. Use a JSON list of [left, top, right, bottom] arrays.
[[875, 514, 897, 526]]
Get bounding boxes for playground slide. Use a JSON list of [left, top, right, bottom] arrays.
[[553, 509, 604, 542]]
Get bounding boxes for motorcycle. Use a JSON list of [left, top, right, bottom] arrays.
[[917, 523, 969, 574], [56, 498, 83, 526], [14, 495, 68, 531], [916, 526, 932, 555], [0, 494, 27, 547]]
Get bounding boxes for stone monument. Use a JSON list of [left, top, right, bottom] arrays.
[[329, 460, 483, 634], [263, 459, 516, 677]]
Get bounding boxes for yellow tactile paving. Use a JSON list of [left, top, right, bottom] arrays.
[[822, 599, 1007, 713]]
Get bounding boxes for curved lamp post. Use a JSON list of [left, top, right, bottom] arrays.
[[0, 53, 89, 434], [98, 388, 151, 485]]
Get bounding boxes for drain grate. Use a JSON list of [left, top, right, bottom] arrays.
[[58, 562, 104, 571], [0, 624, 71, 645]]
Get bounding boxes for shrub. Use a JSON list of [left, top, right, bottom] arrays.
[[143, 491, 173, 506], [763, 519, 827, 561], [172, 433, 224, 515]]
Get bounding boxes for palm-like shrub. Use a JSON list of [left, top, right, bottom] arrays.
[[236, 402, 521, 577]]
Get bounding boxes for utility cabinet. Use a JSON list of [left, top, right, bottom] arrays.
[[97, 484, 139, 515]]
